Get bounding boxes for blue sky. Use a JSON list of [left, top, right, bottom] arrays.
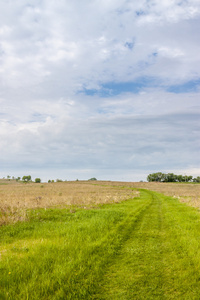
[[0, 0, 200, 181], [83, 78, 156, 96]]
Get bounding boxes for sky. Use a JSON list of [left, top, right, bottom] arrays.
[[0, 0, 200, 182]]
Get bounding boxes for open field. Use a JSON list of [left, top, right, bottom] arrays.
[[1, 180, 200, 299], [0, 180, 138, 226], [95, 181, 200, 210]]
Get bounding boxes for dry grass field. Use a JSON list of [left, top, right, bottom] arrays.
[[1, 180, 200, 298], [97, 181, 200, 209], [1, 179, 200, 226], [0, 180, 138, 225]]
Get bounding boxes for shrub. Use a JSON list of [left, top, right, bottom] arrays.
[[22, 175, 32, 182], [35, 178, 41, 183]]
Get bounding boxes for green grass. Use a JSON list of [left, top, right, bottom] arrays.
[[1, 190, 200, 299]]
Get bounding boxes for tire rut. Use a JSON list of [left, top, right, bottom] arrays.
[[91, 190, 164, 299]]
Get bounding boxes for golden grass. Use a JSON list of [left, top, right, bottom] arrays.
[[1, 179, 200, 226], [0, 180, 138, 225], [96, 181, 200, 210]]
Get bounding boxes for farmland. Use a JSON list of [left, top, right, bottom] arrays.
[[1, 180, 200, 299]]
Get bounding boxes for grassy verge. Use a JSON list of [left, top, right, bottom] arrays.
[[1, 189, 200, 299], [0, 192, 148, 299]]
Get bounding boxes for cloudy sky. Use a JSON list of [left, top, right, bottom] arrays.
[[0, 0, 200, 182]]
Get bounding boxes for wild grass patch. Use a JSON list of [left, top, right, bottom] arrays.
[[0, 194, 146, 299], [1, 183, 200, 298], [0, 181, 137, 225]]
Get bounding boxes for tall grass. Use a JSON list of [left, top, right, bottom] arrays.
[[1, 184, 200, 298], [97, 180, 200, 209], [0, 181, 137, 225], [0, 193, 147, 299]]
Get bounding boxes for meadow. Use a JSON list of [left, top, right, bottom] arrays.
[[1, 180, 200, 299], [0, 180, 137, 226], [97, 181, 200, 208]]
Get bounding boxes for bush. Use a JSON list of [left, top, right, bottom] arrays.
[[22, 175, 31, 182], [35, 178, 41, 183]]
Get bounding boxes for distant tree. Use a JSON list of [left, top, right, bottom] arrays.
[[88, 177, 97, 181], [164, 173, 176, 182], [35, 178, 41, 183], [147, 173, 164, 182], [182, 175, 193, 182], [48, 180, 51, 183], [16, 177, 21, 182], [147, 172, 195, 183], [177, 175, 183, 182], [56, 179, 63, 182], [193, 177, 200, 183], [22, 175, 32, 182]]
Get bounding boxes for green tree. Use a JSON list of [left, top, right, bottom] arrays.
[[164, 173, 176, 182], [147, 172, 194, 183], [35, 178, 41, 183], [193, 177, 200, 183], [177, 175, 183, 182], [147, 173, 164, 182], [22, 175, 32, 182]]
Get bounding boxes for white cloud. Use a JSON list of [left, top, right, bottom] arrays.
[[0, 0, 199, 180]]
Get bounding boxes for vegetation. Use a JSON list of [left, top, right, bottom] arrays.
[[1, 181, 200, 298], [22, 175, 32, 182], [147, 172, 200, 183], [0, 181, 136, 226], [35, 178, 41, 183]]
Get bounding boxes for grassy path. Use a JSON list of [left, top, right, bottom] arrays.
[[94, 190, 200, 299], [1, 189, 200, 298], [95, 191, 164, 299]]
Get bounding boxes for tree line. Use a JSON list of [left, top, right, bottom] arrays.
[[147, 172, 200, 183], [5, 175, 98, 183], [5, 175, 41, 183]]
